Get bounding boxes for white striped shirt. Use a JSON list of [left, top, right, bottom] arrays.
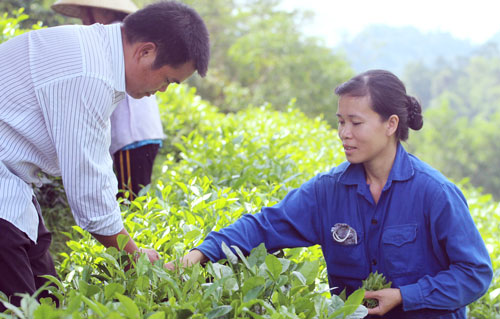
[[0, 23, 126, 242]]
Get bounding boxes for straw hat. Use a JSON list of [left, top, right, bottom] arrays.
[[51, 0, 138, 18]]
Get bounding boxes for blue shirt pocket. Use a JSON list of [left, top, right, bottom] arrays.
[[382, 224, 419, 276], [328, 230, 366, 280]]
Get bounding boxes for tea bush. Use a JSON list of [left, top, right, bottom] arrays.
[[0, 85, 369, 318], [1, 10, 498, 317]]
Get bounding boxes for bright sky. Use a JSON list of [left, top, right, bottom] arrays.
[[280, 0, 500, 47]]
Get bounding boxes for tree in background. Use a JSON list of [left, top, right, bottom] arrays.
[[338, 25, 474, 76], [140, 0, 353, 126], [404, 47, 500, 118], [402, 44, 500, 198], [408, 97, 500, 198]]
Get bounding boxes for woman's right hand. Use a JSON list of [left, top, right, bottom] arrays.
[[164, 249, 208, 271]]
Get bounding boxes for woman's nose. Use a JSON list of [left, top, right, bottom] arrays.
[[339, 125, 351, 139]]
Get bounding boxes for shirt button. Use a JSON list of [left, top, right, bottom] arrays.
[[372, 259, 377, 266], [371, 219, 378, 225]]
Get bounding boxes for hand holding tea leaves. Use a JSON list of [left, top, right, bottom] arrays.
[[365, 288, 402, 316], [362, 271, 401, 316]]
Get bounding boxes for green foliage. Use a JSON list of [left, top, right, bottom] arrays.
[[361, 271, 392, 309], [156, 85, 345, 191], [1, 240, 368, 318], [0, 8, 43, 43], [408, 100, 500, 198], [0, 0, 78, 28], [404, 51, 500, 118], [403, 48, 500, 198], [460, 185, 500, 318]]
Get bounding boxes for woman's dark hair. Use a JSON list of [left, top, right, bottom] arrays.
[[123, 0, 210, 77], [334, 69, 423, 141]]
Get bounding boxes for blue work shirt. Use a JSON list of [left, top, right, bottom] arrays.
[[197, 144, 493, 318]]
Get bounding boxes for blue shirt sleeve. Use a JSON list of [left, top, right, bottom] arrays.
[[400, 183, 493, 311], [196, 175, 323, 261]]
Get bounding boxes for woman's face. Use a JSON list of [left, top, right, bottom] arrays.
[[336, 95, 397, 165], [80, 7, 119, 25]]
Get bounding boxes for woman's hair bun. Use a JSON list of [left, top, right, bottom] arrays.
[[406, 96, 423, 130]]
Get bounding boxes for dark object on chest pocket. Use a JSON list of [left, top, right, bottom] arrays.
[[331, 223, 359, 245]]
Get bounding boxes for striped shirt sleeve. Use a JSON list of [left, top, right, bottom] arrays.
[[36, 76, 123, 236]]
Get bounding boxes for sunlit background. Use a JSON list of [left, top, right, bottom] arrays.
[[281, 0, 500, 46]]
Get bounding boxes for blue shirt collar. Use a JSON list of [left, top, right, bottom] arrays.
[[338, 143, 414, 186]]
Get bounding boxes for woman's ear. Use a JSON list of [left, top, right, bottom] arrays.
[[386, 114, 399, 137]]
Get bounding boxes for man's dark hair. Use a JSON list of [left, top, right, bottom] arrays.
[[123, 1, 210, 76]]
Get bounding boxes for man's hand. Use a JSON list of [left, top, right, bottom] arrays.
[[165, 249, 208, 271], [91, 228, 159, 264], [138, 247, 160, 263], [365, 288, 402, 316]]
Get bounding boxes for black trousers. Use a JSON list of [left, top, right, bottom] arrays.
[[113, 143, 160, 200], [0, 199, 58, 312]]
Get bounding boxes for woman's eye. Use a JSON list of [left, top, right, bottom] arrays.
[[353, 122, 362, 126]]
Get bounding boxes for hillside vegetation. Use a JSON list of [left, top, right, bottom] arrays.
[[1, 6, 499, 318]]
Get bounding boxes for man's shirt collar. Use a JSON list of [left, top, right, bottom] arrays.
[[105, 23, 126, 93]]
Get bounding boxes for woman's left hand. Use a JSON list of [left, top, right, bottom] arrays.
[[364, 288, 402, 316]]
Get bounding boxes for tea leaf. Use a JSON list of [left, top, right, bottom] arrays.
[[116, 293, 140, 319], [104, 283, 125, 300], [221, 242, 238, 265], [117, 234, 130, 251], [265, 254, 282, 279], [207, 305, 232, 318]]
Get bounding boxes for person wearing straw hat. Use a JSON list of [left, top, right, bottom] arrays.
[[52, 0, 167, 201], [0, 0, 210, 309], [51, 0, 137, 24]]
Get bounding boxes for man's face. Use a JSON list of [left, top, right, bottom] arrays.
[[125, 43, 195, 99]]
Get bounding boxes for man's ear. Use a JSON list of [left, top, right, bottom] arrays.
[[134, 42, 157, 63], [386, 114, 399, 137]]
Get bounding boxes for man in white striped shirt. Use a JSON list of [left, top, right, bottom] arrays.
[[0, 1, 209, 308], [52, 0, 168, 201]]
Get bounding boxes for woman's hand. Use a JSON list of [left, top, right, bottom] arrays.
[[365, 288, 402, 316], [164, 249, 208, 271]]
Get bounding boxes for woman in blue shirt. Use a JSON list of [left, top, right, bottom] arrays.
[[167, 70, 493, 318]]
